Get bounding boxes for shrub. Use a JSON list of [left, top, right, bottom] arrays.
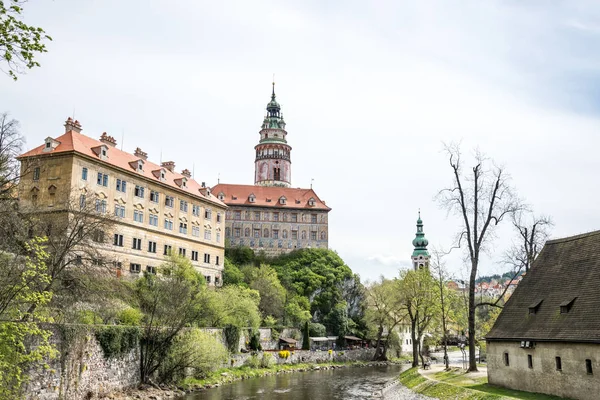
[[260, 352, 274, 368], [309, 322, 326, 337], [244, 354, 260, 368], [248, 330, 262, 351], [224, 325, 241, 353], [278, 350, 290, 359], [94, 326, 140, 359], [117, 307, 143, 326]]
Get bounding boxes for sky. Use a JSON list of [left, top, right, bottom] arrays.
[[3, 1, 600, 282]]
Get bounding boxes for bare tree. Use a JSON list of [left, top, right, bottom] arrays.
[[437, 143, 522, 371], [0, 113, 25, 200], [506, 211, 553, 273]]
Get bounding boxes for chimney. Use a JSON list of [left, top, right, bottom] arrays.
[[201, 182, 206, 188], [134, 147, 148, 160], [64, 117, 82, 133], [100, 132, 117, 147], [181, 169, 192, 178], [161, 161, 175, 172]]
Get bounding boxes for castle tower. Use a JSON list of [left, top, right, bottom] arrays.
[[254, 82, 292, 187], [411, 211, 430, 269]]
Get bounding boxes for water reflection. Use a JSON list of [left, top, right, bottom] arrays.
[[184, 365, 403, 400]]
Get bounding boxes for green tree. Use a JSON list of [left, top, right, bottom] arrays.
[[302, 321, 310, 350], [1, 1, 52, 80], [245, 264, 286, 321], [223, 257, 245, 286], [283, 295, 311, 327], [198, 285, 261, 329], [0, 238, 57, 399], [135, 255, 207, 384]]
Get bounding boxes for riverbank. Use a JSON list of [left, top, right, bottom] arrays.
[[397, 366, 567, 399]]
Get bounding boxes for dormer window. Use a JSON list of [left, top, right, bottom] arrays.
[[528, 299, 543, 315], [279, 196, 286, 205], [249, 194, 255, 203], [218, 192, 225, 201], [161, 171, 165, 180], [102, 148, 107, 157], [92, 144, 109, 159], [308, 197, 316, 206], [560, 297, 577, 314], [45, 142, 51, 149], [174, 177, 188, 188], [43, 137, 60, 152]]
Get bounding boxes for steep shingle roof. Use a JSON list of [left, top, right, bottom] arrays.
[[212, 183, 331, 211], [487, 230, 600, 343], [18, 130, 226, 208]]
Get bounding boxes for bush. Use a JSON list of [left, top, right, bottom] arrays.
[[117, 307, 143, 326], [248, 330, 262, 351], [309, 322, 326, 337], [260, 352, 274, 368], [244, 354, 260, 368], [159, 329, 228, 382], [224, 325, 241, 353], [94, 326, 140, 359], [278, 350, 290, 359]]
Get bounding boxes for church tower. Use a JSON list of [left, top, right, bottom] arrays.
[[411, 211, 430, 269], [254, 82, 292, 187]]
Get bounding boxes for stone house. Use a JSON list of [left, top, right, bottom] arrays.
[[486, 230, 600, 400]]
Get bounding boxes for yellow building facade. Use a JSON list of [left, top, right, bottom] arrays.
[[18, 118, 226, 285]]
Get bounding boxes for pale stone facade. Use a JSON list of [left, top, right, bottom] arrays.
[[487, 341, 600, 400], [18, 120, 227, 285]]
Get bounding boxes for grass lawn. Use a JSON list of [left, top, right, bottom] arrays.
[[399, 368, 569, 400]]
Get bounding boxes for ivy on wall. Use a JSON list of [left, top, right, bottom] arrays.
[[94, 326, 140, 359]]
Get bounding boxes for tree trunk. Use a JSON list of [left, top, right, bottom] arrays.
[[372, 325, 384, 361], [468, 261, 478, 371], [411, 320, 419, 367]]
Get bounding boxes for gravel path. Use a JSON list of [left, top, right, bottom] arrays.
[[381, 381, 435, 400]]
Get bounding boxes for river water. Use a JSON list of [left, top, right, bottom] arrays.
[[183, 365, 404, 400]]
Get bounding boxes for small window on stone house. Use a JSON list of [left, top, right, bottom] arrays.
[[586, 359, 593, 375], [528, 355, 533, 369], [504, 352, 510, 366], [556, 356, 562, 371]]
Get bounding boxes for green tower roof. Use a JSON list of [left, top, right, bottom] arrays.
[[412, 211, 429, 257]]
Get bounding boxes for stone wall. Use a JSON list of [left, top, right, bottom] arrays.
[[487, 340, 600, 400], [198, 327, 302, 352], [24, 327, 139, 400], [229, 348, 376, 368]]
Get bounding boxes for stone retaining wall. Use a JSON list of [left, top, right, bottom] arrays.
[[229, 348, 375, 368]]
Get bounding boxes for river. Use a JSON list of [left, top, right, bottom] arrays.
[[183, 364, 405, 399]]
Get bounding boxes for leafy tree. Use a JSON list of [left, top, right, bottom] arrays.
[[135, 255, 207, 384], [302, 321, 310, 350], [1, 1, 52, 80], [398, 268, 440, 367], [0, 238, 57, 399], [309, 322, 326, 337], [223, 257, 245, 286], [198, 285, 260, 329], [225, 246, 256, 266], [283, 295, 311, 327], [244, 264, 286, 321]]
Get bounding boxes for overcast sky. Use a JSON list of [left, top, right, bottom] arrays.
[[3, 1, 600, 282]]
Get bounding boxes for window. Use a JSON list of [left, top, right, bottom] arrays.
[[113, 234, 124, 247], [163, 245, 172, 255], [79, 194, 86, 209], [82, 167, 88, 181], [291, 213, 298, 222], [556, 356, 562, 371], [178, 248, 186, 257], [311, 214, 318, 223], [254, 211, 261, 221], [130, 263, 141, 273], [134, 210, 144, 223], [205, 209, 212, 219], [149, 213, 158, 226], [92, 230, 105, 243], [264, 212, 269, 221], [95, 199, 107, 213], [215, 276, 220, 286], [292, 230, 298, 240], [132, 238, 142, 250], [283, 230, 288, 239], [234, 227, 241, 237], [301, 231, 307, 240], [311, 231, 317, 240], [206, 275, 212, 284], [33, 167, 40, 181], [192, 226, 200, 237], [164, 219, 173, 230], [215, 256, 220, 266], [179, 222, 188, 234], [586, 359, 593, 375], [113, 261, 122, 270], [245, 211, 251, 220], [191, 251, 198, 261], [216, 232, 221, 243], [321, 231, 327, 240], [263, 228, 269, 238], [204, 229, 211, 240], [97, 172, 109, 186], [204, 253, 210, 263], [114, 205, 125, 218], [217, 213, 222, 223], [503, 352, 509, 366], [146, 266, 156, 274], [273, 212, 279, 222], [165, 195, 174, 208], [192, 204, 201, 216], [150, 190, 159, 203], [253, 229, 260, 238], [180, 200, 188, 213], [528, 354, 533, 369], [148, 241, 157, 253], [116, 179, 127, 192], [244, 227, 250, 237], [134, 185, 145, 198]]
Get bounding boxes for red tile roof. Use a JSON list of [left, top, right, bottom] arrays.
[[18, 129, 226, 208], [212, 183, 331, 211]]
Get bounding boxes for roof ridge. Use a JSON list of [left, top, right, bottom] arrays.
[[546, 229, 600, 245]]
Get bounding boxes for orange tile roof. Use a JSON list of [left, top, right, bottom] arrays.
[[212, 183, 331, 211], [18, 129, 226, 208]]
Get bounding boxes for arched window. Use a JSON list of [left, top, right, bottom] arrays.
[[274, 167, 281, 181], [244, 227, 250, 237], [283, 230, 288, 238], [283, 213, 288, 221], [264, 229, 269, 238], [301, 231, 307, 240]]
